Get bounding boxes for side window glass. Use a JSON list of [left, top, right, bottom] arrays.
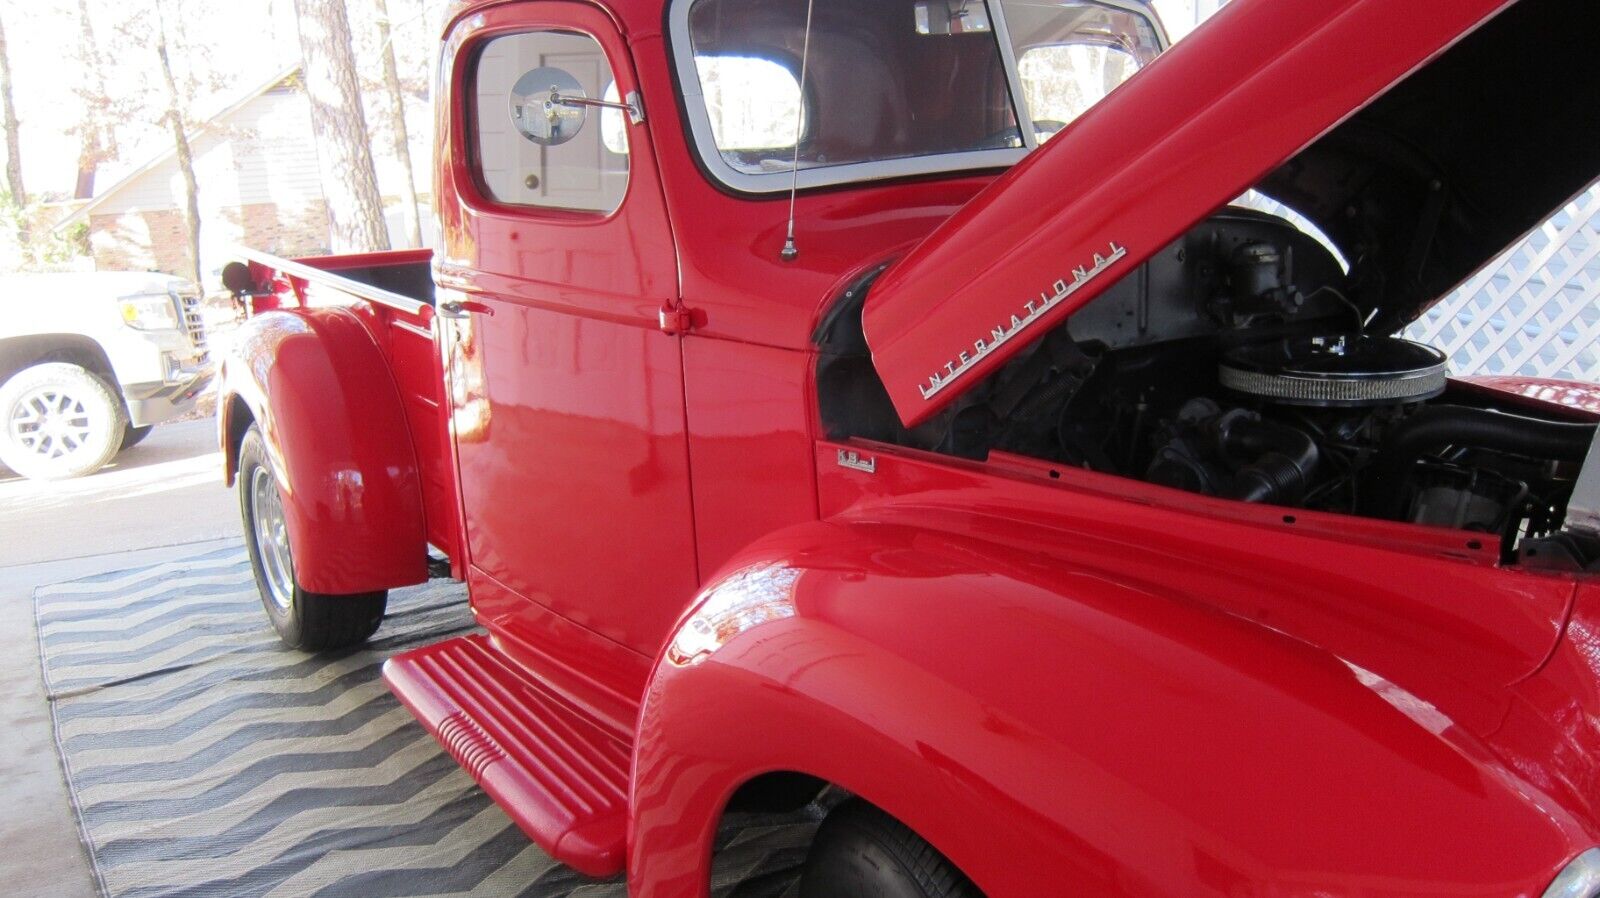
[[997, 0, 1163, 144], [1017, 44, 1140, 141], [472, 31, 629, 213], [691, 55, 805, 173]]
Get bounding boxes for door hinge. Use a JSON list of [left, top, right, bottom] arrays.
[[658, 300, 701, 335]]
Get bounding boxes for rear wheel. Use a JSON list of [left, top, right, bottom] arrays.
[[800, 799, 982, 898], [0, 362, 127, 480], [238, 425, 387, 650]]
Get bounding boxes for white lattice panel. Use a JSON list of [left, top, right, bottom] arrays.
[[1407, 186, 1600, 383], [1178, 0, 1600, 386]]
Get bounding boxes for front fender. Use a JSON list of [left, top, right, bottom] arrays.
[[631, 518, 1587, 898], [219, 307, 426, 595]]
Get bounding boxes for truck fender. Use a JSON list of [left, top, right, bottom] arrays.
[[219, 307, 427, 595], [629, 518, 1586, 898]]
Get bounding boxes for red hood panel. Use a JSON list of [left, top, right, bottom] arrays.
[[862, 0, 1512, 427], [1456, 376, 1600, 421]]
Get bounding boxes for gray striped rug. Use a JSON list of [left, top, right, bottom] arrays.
[[34, 546, 815, 897]]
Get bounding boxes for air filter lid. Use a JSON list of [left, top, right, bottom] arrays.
[[1220, 335, 1448, 407]]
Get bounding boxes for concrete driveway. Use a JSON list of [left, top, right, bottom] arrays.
[[0, 417, 238, 897], [0, 419, 237, 567]]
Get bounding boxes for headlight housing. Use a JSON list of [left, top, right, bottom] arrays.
[[118, 293, 181, 331], [666, 563, 800, 667], [1545, 848, 1600, 898]]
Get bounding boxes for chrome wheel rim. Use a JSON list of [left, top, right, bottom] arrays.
[[250, 466, 295, 611], [9, 387, 94, 461]]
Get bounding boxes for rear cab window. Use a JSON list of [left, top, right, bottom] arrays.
[[472, 30, 631, 213]]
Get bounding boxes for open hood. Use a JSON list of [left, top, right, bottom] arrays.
[[862, 0, 1599, 428]]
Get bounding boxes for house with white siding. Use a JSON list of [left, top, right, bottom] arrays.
[[52, 68, 431, 281]]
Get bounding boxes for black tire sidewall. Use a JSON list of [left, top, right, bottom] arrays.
[[120, 423, 155, 451], [237, 425, 306, 647], [800, 800, 981, 898], [0, 362, 128, 480]]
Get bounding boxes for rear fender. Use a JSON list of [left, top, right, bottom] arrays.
[[219, 307, 427, 595], [630, 518, 1587, 898]]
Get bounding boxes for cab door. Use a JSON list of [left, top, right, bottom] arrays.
[[434, 3, 694, 713]]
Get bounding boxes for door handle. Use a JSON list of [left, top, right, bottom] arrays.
[[438, 299, 494, 319]]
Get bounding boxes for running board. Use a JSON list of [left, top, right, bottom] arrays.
[[383, 634, 631, 877]]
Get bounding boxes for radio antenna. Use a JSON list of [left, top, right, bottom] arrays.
[[780, 0, 817, 262]]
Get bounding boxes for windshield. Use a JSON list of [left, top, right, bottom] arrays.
[[672, 0, 1164, 191]]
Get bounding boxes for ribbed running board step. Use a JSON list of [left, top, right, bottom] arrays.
[[383, 634, 632, 877]]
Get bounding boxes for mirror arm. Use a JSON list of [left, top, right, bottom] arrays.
[[550, 89, 645, 125]]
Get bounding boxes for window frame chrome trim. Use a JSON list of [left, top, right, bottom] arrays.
[[987, 0, 1038, 152], [667, 0, 1167, 194], [1545, 848, 1600, 898]]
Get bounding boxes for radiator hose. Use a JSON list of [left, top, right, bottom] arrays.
[[1369, 405, 1597, 518], [1212, 410, 1320, 505]]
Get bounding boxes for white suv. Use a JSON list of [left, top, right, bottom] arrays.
[[0, 271, 213, 480]]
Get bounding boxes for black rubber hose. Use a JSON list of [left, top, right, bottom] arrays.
[[1212, 412, 1320, 504], [1369, 405, 1597, 518]]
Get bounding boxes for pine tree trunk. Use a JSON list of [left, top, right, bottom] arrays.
[[375, 0, 422, 247], [0, 10, 27, 212], [73, 0, 117, 200], [294, 0, 390, 253], [154, 0, 202, 285]]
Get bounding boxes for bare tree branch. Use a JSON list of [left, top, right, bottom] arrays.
[[73, 0, 118, 199], [153, 0, 202, 284]]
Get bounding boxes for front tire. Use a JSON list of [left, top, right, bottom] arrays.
[[0, 362, 128, 481], [800, 799, 982, 898], [238, 424, 387, 651]]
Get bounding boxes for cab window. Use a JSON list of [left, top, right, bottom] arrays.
[[693, 55, 805, 160]]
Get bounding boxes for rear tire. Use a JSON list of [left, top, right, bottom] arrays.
[[0, 362, 127, 481], [800, 799, 982, 898], [238, 424, 387, 651], [121, 423, 154, 450]]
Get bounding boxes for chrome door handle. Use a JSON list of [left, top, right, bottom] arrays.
[[438, 299, 494, 319]]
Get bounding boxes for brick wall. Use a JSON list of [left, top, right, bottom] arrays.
[[88, 209, 190, 275], [224, 200, 331, 258], [88, 201, 330, 276]]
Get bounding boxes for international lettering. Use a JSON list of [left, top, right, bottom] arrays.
[[918, 242, 1127, 401]]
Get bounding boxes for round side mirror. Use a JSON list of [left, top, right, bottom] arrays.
[[221, 261, 256, 297], [510, 67, 587, 146]]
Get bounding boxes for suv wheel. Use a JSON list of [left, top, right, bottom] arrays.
[[238, 424, 387, 651], [0, 362, 127, 481]]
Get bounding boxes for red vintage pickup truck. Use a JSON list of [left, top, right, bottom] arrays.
[[219, 0, 1600, 894]]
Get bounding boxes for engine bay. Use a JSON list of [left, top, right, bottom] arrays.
[[817, 209, 1600, 565]]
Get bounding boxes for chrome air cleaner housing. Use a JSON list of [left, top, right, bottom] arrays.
[[1220, 335, 1448, 408]]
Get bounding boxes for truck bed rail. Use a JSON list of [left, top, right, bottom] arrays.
[[231, 245, 433, 316]]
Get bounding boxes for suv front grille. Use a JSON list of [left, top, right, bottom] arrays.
[[174, 290, 209, 356]]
